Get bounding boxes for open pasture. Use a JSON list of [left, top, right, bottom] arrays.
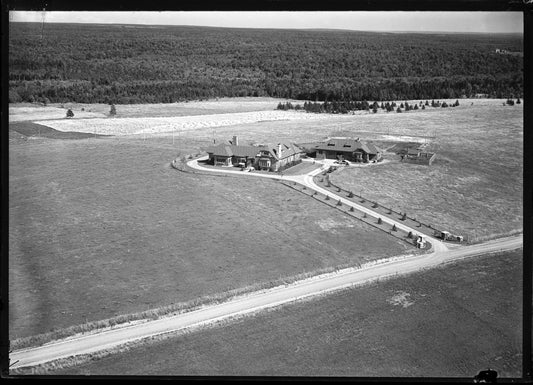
[[49, 249, 522, 377], [9, 105, 107, 122], [9, 97, 303, 122], [9, 134, 410, 341], [327, 100, 522, 242]]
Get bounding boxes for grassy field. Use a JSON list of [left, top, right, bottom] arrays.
[[9, 97, 521, 347], [47, 249, 522, 377], [10, 121, 111, 140], [9, 134, 410, 341], [328, 100, 523, 242], [8, 98, 304, 121]]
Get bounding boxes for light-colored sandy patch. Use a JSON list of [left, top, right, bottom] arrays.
[[379, 135, 428, 143], [387, 291, 414, 308], [34, 110, 336, 136], [315, 218, 356, 233]]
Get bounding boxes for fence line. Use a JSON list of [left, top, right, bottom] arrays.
[[320, 171, 441, 235]]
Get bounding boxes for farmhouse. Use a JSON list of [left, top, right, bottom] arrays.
[[206, 136, 304, 172], [312, 138, 382, 163]]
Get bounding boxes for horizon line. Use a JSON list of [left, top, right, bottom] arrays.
[[9, 20, 524, 35]]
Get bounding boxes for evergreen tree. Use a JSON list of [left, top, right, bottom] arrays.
[[110, 104, 117, 116], [66, 109, 74, 118]]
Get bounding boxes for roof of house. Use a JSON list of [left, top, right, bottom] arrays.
[[206, 141, 303, 160], [314, 138, 380, 154], [206, 144, 262, 158], [263, 142, 303, 160]]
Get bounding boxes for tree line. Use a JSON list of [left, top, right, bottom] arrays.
[[277, 99, 466, 114], [9, 23, 523, 104]]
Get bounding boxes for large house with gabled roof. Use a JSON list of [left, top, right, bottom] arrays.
[[206, 136, 304, 172], [313, 137, 382, 163]]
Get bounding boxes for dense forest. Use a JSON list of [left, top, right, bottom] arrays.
[[9, 23, 523, 104]]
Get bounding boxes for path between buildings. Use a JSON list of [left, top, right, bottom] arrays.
[[10, 234, 522, 370]]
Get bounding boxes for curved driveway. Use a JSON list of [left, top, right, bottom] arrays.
[[187, 156, 448, 251]]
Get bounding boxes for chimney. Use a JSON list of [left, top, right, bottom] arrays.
[[232, 135, 238, 146], [278, 143, 282, 159]]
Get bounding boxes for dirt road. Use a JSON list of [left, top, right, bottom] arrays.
[[10, 233, 521, 370], [10, 158, 522, 370]]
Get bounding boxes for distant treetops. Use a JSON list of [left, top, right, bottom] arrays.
[[277, 99, 464, 114], [8, 23, 522, 104]]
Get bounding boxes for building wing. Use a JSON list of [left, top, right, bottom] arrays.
[[314, 138, 378, 154]]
